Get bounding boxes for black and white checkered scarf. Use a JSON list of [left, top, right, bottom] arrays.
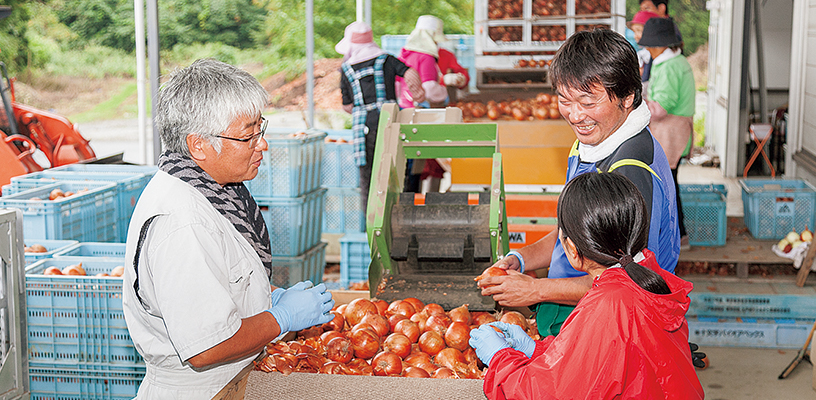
[[158, 150, 272, 277]]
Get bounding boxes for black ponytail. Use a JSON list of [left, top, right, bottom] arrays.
[[558, 172, 671, 295]]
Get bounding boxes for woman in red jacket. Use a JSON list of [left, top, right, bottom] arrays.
[[470, 172, 703, 399]]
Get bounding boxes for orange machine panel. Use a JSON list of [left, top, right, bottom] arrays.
[[450, 119, 574, 185]]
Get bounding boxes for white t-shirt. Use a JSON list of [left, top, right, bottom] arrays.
[[123, 171, 272, 399]]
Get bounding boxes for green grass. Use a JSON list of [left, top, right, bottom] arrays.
[[693, 113, 706, 147], [69, 82, 139, 123]]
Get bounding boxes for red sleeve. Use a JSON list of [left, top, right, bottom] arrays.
[[437, 49, 470, 87], [483, 293, 630, 399]]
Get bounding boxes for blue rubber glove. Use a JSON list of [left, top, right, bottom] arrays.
[[266, 281, 334, 333], [270, 287, 286, 306], [468, 324, 511, 366], [490, 322, 536, 358]]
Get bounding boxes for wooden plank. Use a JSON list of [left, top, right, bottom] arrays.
[[796, 242, 816, 287]]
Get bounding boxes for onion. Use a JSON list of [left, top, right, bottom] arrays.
[[410, 312, 430, 332], [403, 366, 431, 378], [472, 312, 498, 326], [360, 313, 390, 337], [345, 298, 378, 326], [394, 319, 421, 343], [372, 299, 389, 316], [425, 314, 452, 336], [404, 352, 436, 375], [348, 358, 373, 376], [403, 297, 425, 312], [297, 325, 323, 339], [418, 331, 445, 356], [325, 337, 353, 363], [518, 59, 528, 68], [320, 330, 345, 347], [383, 333, 413, 358], [449, 304, 471, 325], [386, 300, 416, 318], [487, 107, 500, 120], [548, 108, 561, 119], [422, 303, 446, 316], [322, 311, 345, 332], [500, 311, 530, 331], [372, 351, 403, 376], [463, 347, 479, 365], [388, 313, 408, 332], [533, 107, 549, 120], [434, 348, 466, 370], [474, 266, 508, 288], [444, 322, 471, 351], [336, 304, 347, 315], [433, 367, 456, 379], [319, 361, 347, 374], [351, 328, 380, 359]]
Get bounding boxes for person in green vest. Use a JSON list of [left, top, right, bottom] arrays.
[[640, 17, 696, 250]]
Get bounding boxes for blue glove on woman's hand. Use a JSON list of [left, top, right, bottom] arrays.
[[270, 287, 286, 306], [469, 324, 511, 366], [490, 322, 536, 358], [266, 281, 334, 333]]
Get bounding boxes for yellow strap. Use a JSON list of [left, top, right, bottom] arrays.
[[568, 140, 580, 157], [603, 159, 662, 182]]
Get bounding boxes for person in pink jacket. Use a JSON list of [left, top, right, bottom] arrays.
[[397, 15, 450, 192], [470, 172, 704, 400]]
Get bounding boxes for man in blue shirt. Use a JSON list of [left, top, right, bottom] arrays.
[[478, 29, 680, 336]]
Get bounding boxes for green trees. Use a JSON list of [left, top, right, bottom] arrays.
[[0, 0, 30, 74], [626, 0, 710, 55]]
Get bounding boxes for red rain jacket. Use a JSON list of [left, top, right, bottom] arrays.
[[483, 249, 704, 399]]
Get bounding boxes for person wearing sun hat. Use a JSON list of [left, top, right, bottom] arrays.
[[337, 21, 425, 211], [627, 10, 663, 84], [397, 15, 451, 192], [639, 16, 695, 252]]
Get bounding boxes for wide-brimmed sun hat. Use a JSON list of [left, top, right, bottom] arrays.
[[415, 15, 446, 43], [335, 21, 375, 55], [637, 17, 681, 47]]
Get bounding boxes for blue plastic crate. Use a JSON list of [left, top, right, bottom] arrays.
[[25, 258, 140, 366], [0, 182, 118, 242], [54, 242, 126, 260], [340, 233, 371, 288], [29, 362, 144, 400], [740, 179, 816, 239], [10, 169, 155, 241], [679, 184, 727, 246], [270, 242, 327, 289], [687, 316, 815, 349], [24, 239, 78, 265], [322, 140, 359, 188], [324, 187, 365, 234], [246, 129, 326, 197], [49, 164, 158, 175], [257, 188, 326, 256]]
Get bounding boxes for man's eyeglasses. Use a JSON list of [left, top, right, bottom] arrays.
[[216, 117, 268, 148]]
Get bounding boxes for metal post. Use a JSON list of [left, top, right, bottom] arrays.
[[365, 0, 372, 26], [134, 0, 147, 165], [753, 0, 767, 124], [306, 0, 315, 128], [147, 0, 161, 163], [356, 0, 363, 22]]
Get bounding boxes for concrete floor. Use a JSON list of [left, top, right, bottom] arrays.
[[77, 116, 816, 399]]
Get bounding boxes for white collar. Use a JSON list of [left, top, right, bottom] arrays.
[[652, 48, 681, 66], [578, 102, 651, 162]]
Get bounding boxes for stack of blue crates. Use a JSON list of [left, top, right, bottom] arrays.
[[1, 164, 157, 242], [247, 128, 328, 288], [321, 129, 366, 236]]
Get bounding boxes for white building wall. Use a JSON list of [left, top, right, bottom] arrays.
[[787, 0, 816, 181]]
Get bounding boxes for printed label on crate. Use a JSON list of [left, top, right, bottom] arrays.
[[508, 231, 526, 244], [775, 198, 794, 216]]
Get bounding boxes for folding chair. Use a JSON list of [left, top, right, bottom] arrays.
[[743, 123, 775, 177]]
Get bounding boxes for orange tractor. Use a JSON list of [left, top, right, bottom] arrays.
[[0, 62, 97, 187]]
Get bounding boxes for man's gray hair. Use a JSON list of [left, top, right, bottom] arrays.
[[156, 58, 269, 156]]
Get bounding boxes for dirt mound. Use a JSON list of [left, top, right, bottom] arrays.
[[264, 58, 343, 111]]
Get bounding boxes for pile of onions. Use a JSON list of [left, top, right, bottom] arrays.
[[455, 94, 560, 122], [256, 298, 539, 379]]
